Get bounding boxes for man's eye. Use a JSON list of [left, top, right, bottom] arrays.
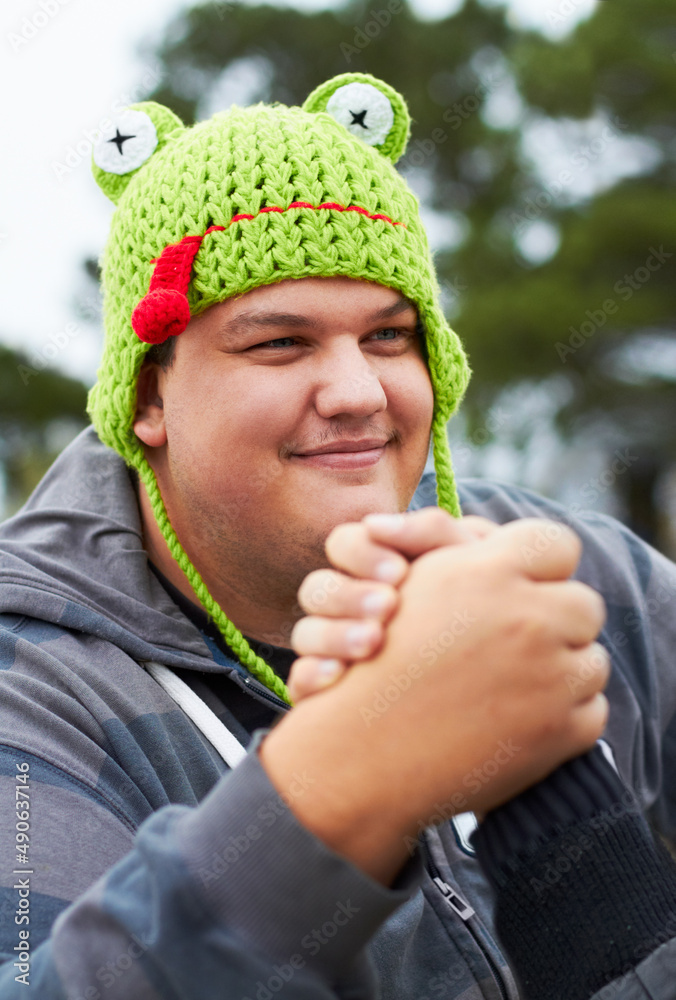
[[251, 337, 297, 349], [372, 328, 403, 341]]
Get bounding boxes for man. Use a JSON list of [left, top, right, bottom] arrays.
[[0, 71, 674, 999]]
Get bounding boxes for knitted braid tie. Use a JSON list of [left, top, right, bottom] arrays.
[[138, 456, 292, 705], [432, 409, 462, 517]]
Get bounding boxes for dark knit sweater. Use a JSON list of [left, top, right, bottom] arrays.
[[472, 746, 676, 1000]]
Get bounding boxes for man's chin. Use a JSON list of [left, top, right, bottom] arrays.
[[316, 490, 407, 537]]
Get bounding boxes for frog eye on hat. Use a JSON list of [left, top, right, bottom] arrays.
[[93, 109, 158, 175], [326, 82, 394, 147], [303, 72, 410, 164], [92, 101, 184, 205]]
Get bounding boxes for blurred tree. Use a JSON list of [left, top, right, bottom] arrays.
[[0, 344, 88, 518], [467, 0, 675, 544], [140, 0, 674, 544], [4, 1, 672, 542]]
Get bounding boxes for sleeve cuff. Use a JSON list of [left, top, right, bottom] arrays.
[[175, 731, 423, 977], [470, 747, 676, 1000], [471, 745, 635, 876]]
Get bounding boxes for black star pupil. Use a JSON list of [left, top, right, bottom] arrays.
[[108, 128, 136, 154], [349, 109, 368, 129]]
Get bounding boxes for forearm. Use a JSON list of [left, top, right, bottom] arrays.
[[0, 741, 418, 998], [472, 746, 676, 1000], [259, 675, 425, 885]]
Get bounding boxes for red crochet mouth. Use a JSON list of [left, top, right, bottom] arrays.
[[132, 201, 406, 346]]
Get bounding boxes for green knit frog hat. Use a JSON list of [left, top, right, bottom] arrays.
[[87, 72, 470, 704]]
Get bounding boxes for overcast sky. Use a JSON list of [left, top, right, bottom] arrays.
[[0, 0, 598, 384]]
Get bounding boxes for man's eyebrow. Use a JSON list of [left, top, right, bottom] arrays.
[[218, 312, 318, 341], [219, 297, 416, 341], [366, 298, 417, 323]]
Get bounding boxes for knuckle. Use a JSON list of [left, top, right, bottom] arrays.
[[290, 616, 317, 652], [520, 518, 580, 553], [564, 643, 610, 696], [325, 521, 362, 558], [589, 641, 610, 671], [298, 571, 328, 607], [287, 658, 314, 701], [597, 693, 610, 731], [298, 570, 342, 610], [289, 618, 305, 652], [595, 646, 612, 684], [575, 696, 608, 749], [558, 521, 582, 552], [573, 582, 606, 629], [528, 706, 565, 749], [504, 607, 549, 648], [461, 515, 493, 539], [420, 506, 453, 533]]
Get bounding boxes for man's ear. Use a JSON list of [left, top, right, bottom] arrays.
[[133, 363, 167, 448]]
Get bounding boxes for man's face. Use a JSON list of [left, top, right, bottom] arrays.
[[136, 275, 434, 605]]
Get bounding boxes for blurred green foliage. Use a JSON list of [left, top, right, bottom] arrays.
[[144, 0, 674, 541], [0, 345, 87, 516], [3, 0, 674, 544]]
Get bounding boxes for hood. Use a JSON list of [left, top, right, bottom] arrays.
[[0, 426, 226, 673]]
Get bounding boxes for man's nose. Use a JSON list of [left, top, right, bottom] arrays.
[[313, 342, 388, 419]]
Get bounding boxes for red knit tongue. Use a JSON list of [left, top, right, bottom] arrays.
[[131, 234, 205, 344]]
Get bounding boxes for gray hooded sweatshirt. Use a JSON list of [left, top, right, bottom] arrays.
[[0, 426, 675, 999]]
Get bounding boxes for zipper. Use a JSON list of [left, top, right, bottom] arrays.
[[422, 833, 510, 1000], [431, 876, 475, 920], [197, 630, 291, 712], [242, 674, 290, 711]]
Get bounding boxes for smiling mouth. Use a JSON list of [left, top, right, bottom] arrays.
[[291, 438, 391, 469], [296, 438, 390, 456]]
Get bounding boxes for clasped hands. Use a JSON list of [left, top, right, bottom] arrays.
[[287, 508, 610, 814]]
